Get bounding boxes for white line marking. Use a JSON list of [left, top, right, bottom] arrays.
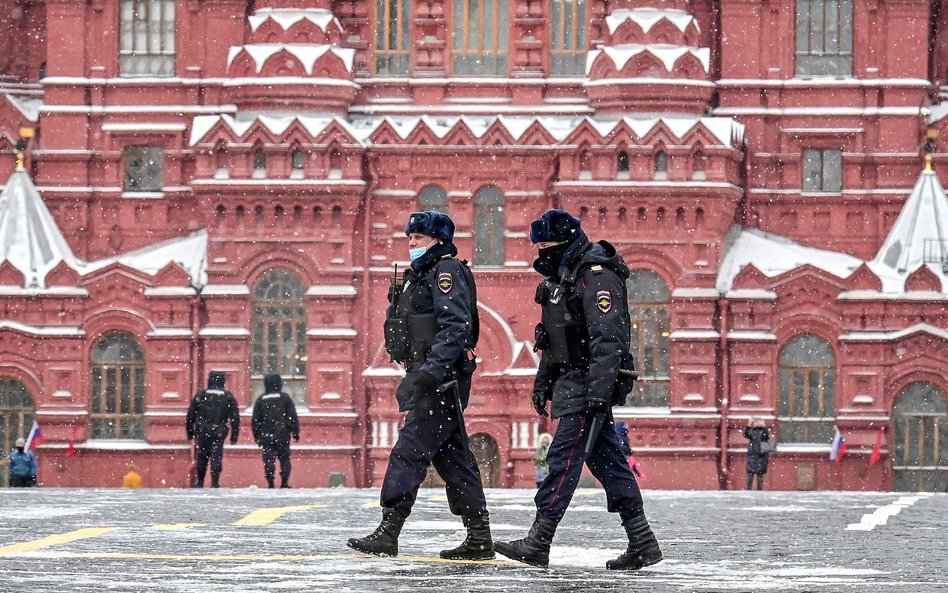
[[845, 494, 934, 531]]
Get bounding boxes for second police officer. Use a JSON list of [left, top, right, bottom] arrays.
[[251, 374, 300, 489], [494, 209, 663, 570], [186, 370, 240, 488], [347, 210, 492, 560]]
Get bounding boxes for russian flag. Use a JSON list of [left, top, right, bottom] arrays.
[[829, 426, 847, 463], [24, 420, 44, 451]]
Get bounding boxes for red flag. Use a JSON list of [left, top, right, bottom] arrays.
[[869, 426, 885, 465], [64, 424, 78, 458]]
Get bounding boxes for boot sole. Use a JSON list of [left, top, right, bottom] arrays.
[[346, 539, 397, 557], [439, 551, 496, 561], [493, 543, 548, 568]]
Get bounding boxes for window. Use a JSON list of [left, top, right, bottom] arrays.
[[802, 148, 842, 192], [795, 0, 852, 76], [654, 151, 668, 177], [617, 151, 630, 174], [90, 332, 146, 439], [0, 378, 34, 488], [124, 146, 164, 191], [892, 382, 947, 492], [473, 185, 505, 266], [551, 0, 586, 75], [253, 148, 267, 178], [453, 0, 509, 76], [119, 0, 175, 76], [418, 185, 449, 213], [291, 150, 305, 179], [376, 0, 411, 75], [252, 269, 308, 407], [777, 334, 836, 443], [626, 270, 670, 408]]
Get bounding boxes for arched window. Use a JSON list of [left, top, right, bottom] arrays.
[[291, 149, 305, 178], [253, 148, 267, 178], [120, 0, 175, 76], [892, 382, 947, 492], [473, 185, 505, 266], [0, 378, 35, 487], [617, 150, 630, 175], [654, 151, 668, 177], [252, 269, 308, 406], [418, 185, 449, 213], [551, 0, 586, 75], [626, 270, 671, 407], [453, 0, 509, 75], [777, 334, 836, 443], [376, 0, 411, 75], [90, 332, 146, 439]]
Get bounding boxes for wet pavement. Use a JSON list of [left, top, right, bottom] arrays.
[[0, 487, 945, 592]]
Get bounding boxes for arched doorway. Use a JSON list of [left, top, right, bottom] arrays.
[[892, 382, 947, 492], [0, 378, 35, 487], [469, 433, 500, 487]]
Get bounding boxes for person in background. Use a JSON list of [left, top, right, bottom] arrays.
[[186, 371, 240, 488], [743, 417, 771, 490], [8, 437, 37, 487], [615, 421, 632, 460], [251, 374, 300, 489], [123, 464, 143, 488], [534, 433, 553, 488]]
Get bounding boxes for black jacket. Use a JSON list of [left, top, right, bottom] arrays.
[[393, 242, 474, 412], [533, 236, 632, 419], [744, 426, 771, 474], [186, 388, 240, 443], [252, 377, 300, 447]]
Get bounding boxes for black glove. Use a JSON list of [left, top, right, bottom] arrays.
[[413, 371, 439, 397], [532, 390, 549, 417], [586, 397, 611, 416], [230, 435, 239, 445]]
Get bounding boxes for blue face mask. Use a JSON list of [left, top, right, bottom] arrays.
[[408, 246, 428, 261]]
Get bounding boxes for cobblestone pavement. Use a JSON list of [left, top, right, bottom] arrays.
[[0, 488, 945, 592]]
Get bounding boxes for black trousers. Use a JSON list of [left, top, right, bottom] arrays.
[[10, 475, 35, 487], [535, 412, 644, 524], [746, 471, 765, 490], [195, 434, 225, 485], [380, 401, 488, 519], [262, 442, 292, 485]]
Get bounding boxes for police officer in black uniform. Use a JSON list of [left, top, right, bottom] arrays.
[[347, 210, 492, 560], [494, 209, 662, 570], [251, 374, 300, 488], [186, 370, 240, 488]]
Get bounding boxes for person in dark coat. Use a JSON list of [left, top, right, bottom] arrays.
[[8, 437, 37, 487], [743, 417, 772, 490], [494, 209, 662, 571], [251, 374, 300, 488], [186, 371, 240, 488], [347, 210, 492, 561]]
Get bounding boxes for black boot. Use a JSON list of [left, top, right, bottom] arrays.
[[493, 513, 557, 568], [266, 478, 274, 489], [347, 509, 405, 557], [280, 479, 290, 489], [210, 476, 220, 488], [440, 515, 494, 560], [606, 515, 663, 570]]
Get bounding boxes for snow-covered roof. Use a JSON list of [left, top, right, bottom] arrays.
[[0, 166, 208, 288], [0, 167, 84, 287], [606, 8, 697, 35], [227, 44, 355, 74], [868, 168, 948, 291], [589, 45, 710, 74], [191, 113, 744, 147], [716, 226, 863, 293], [5, 94, 41, 122], [247, 8, 337, 33]]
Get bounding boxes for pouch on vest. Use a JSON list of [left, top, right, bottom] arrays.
[[407, 312, 438, 362], [384, 317, 410, 362]]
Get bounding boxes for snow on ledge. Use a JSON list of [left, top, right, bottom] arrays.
[[606, 8, 696, 35], [248, 8, 337, 33]]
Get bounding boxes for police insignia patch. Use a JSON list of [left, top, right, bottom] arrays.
[[437, 272, 454, 293], [596, 290, 612, 313]]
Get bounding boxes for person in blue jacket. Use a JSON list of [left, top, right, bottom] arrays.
[[8, 437, 37, 487], [494, 209, 662, 571], [347, 210, 491, 560]]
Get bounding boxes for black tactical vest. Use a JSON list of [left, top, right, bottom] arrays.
[[534, 278, 589, 368]]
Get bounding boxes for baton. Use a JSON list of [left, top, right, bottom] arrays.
[[438, 379, 473, 466], [584, 412, 606, 455]]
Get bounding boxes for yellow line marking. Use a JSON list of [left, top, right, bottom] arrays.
[[427, 495, 449, 502], [0, 528, 118, 557], [361, 501, 380, 508], [16, 550, 512, 565], [233, 504, 327, 526], [148, 523, 207, 530]]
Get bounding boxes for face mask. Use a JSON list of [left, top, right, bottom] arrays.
[[409, 246, 428, 261], [537, 242, 570, 272]]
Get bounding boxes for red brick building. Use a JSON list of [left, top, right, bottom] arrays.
[[0, 0, 946, 491]]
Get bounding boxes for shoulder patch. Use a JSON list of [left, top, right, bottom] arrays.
[[437, 272, 454, 294], [596, 290, 613, 313]]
